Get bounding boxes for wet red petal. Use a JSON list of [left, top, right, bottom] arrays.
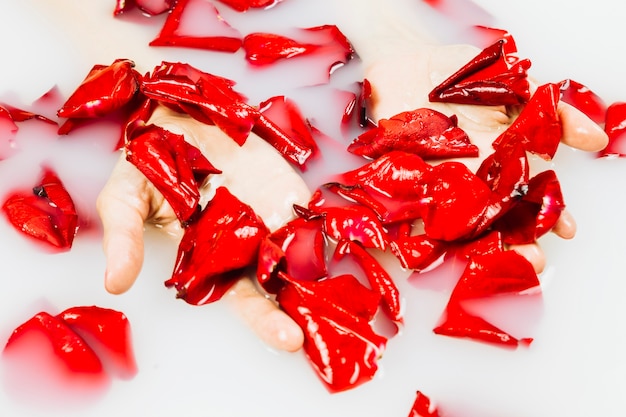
[[599, 102, 626, 157], [407, 391, 441, 417], [149, 0, 243, 52], [421, 162, 491, 241], [1, 167, 78, 250], [492, 83, 562, 160], [559, 79, 607, 125], [5, 312, 103, 373], [348, 108, 478, 160], [429, 39, 531, 106], [125, 124, 221, 223], [141, 62, 259, 145], [493, 169, 565, 245], [57, 306, 137, 378], [318, 205, 387, 250], [335, 239, 403, 325], [276, 273, 386, 393], [165, 187, 269, 305], [57, 59, 140, 120], [435, 251, 539, 347], [389, 233, 448, 271], [216, 0, 282, 12]]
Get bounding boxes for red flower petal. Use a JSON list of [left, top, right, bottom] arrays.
[[57, 306, 137, 378], [318, 205, 388, 250], [492, 83, 562, 160], [347, 108, 478, 160], [125, 124, 221, 223], [421, 162, 492, 241], [149, 0, 243, 52], [141, 62, 259, 145], [599, 102, 626, 157], [114, 0, 175, 16], [389, 233, 448, 271], [165, 187, 269, 305], [335, 239, 404, 325], [276, 273, 386, 393], [429, 39, 531, 106], [407, 391, 441, 417], [216, 0, 282, 12], [493, 169, 565, 245], [559, 79, 607, 126], [434, 251, 539, 347], [5, 312, 103, 373], [2, 167, 79, 250], [57, 59, 140, 120]]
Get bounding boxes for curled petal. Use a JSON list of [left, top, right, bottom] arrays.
[[348, 108, 478, 160], [559, 79, 607, 125], [165, 187, 269, 305], [599, 102, 626, 157]]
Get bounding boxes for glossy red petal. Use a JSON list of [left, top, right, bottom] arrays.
[[4, 312, 102, 373], [348, 108, 478, 160], [125, 124, 221, 223], [276, 273, 386, 393], [492, 83, 562, 160], [429, 40, 531, 106], [57, 306, 137, 378], [493, 169, 565, 245], [114, 0, 175, 16], [421, 162, 491, 241], [320, 205, 388, 250], [559, 79, 607, 126], [1, 168, 78, 250], [141, 62, 259, 145], [335, 239, 403, 324], [407, 391, 441, 417], [389, 233, 448, 271], [149, 0, 243, 52], [599, 102, 626, 157], [216, 0, 282, 12], [57, 59, 140, 119], [166, 187, 269, 305]]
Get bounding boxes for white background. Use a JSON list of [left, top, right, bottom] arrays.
[[0, 1, 625, 416]]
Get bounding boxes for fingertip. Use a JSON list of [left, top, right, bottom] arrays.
[[559, 102, 609, 152], [226, 278, 304, 353], [509, 243, 546, 274], [103, 232, 144, 295], [552, 210, 577, 240]]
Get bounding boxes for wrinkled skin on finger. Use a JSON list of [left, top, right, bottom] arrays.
[[97, 106, 311, 352]]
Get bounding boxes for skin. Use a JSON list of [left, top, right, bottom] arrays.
[[97, 9, 608, 353]]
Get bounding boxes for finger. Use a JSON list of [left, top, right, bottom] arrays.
[[558, 101, 608, 152], [509, 243, 546, 274], [225, 277, 304, 352], [96, 157, 151, 294], [552, 209, 577, 240]]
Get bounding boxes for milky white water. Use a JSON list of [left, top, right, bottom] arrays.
[[0, 1, 625, 416]]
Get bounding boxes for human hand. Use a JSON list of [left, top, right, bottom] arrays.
[[362, 43, 608, 272], [97, 106, 311, 352]]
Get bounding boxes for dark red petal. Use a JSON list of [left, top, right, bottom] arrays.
[[1, 167, 79, 250], [335, 239, 403, 324], [421, 162, 492, 241], [276, 273, 386, 393], [149, 0, 243, 52], [492, 83, 562, 160], [600, 102, 626, 157], [493, 169, 565, 245], [407, 391, 441, 417], [5, 312, 102, 373], [57, 306, 137, 377], [57, 59, 140, 119], [348, 108, 478, 160], [165, 187, 269, 305], [429, 40, 531, 106], [125, 124, 220, 223], [559, 79, 607, 125]]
